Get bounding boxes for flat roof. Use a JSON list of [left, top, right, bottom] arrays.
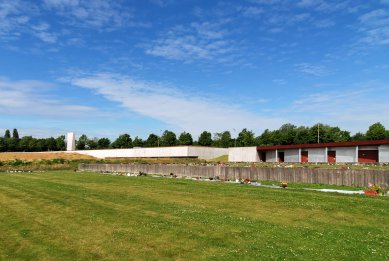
[[256, 139, 389, 151]]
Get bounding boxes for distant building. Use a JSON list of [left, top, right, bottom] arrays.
[[229, 140, 389, 163]]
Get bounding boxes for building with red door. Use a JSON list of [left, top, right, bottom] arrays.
[[228, 140, 389, 163]]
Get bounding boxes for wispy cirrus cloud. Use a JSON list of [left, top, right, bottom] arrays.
[[43, 0, 134, 29], [0, 76, 96, 117], [145, 21, 240, 64], [290, 86, 389, 132], [294, 63, 328, 76], [31, 22, 57, 43], [358, 9, 389, 45], [67, 72, 283, 134], [0, 0, 31, 40]]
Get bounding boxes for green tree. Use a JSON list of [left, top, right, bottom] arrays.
[[46, 137, 57, 151], [0, 137, 6, 152], [4, 129, 11, 139], [6, 138, 19, 151], [56, 135, 66, 151], [366, 122, 386, 140], [97, 138, 111, 149], [351, 132, 366, 141], [213, 131, 232, 148], [12, 129, 19, 139], [132, 136, 144, 147], [178, 132, 193, 145], [198, 131, 212, 146], [256, 129, 273, 146], [76, 134, 88, 150], [161, 130, 177, 146], [87, 138, 98, 150], [236, 128, 255, 147], [145, 134, 159, 147], [19, 136, 34, 151], [293, 126, 311, 144], [111, 134, 132, 148]]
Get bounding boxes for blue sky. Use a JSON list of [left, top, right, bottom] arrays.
[[1, 0, 389, 140]]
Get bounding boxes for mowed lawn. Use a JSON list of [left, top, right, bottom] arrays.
[[0, 172, 388, 260]]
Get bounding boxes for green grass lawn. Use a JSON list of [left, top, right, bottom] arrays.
[[0, 171, 388, 260]]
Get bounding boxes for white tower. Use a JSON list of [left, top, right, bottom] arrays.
[[66, 132, 76, 151]]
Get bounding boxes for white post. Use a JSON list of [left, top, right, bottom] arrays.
[[325, 147, 328, 163], [298, 148, 301, 163], [355, 145, 359, 163], [66, 132, 76, 151]]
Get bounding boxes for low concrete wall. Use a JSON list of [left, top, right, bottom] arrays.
[[228, 147, 259, 162], [284, 149, 299, 163], [379, 145, 389, 163], [79, 164, 389, 187], [69, 146, 228, 160]]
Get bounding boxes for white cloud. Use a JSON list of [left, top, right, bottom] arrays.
[[31, 22, 57, 43], [358, 9, 389, 45], [0, 0, 30, 39], [0, 76, 97, 117], [294, 63, 327, 76], [290, 87, 389, 133], [43, 0, 133, 29], [67, 72, 283, 135], [145, 22, 238, 64]]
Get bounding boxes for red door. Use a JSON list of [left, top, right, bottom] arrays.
[[301, 151, 308, 163], [358, 150, 378, 163], [328, 151, 336, 163]]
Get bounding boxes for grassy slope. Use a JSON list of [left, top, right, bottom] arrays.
[[0, 171, 388, 260], [0, 152, 96, 161]]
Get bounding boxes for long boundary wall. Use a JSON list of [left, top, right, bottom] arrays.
[[79, 164, 389, 187], [69, 146, 228, 160]]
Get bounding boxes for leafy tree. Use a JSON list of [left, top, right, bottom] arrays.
[[132, 136, 144, 147], [35, 139, 48, 151], [256, 129, 274, 146], [351, 132, 366, 141], [213, 131, 232, 148], [19, 136, 34, 151], [0, 137, 6, 152], [4, 129, 11, 139], [46, 137, 57, 151], [236, 128, 255, 147], [111, 134, 132, 148], [145, 134, 159, 147], [76, 134, 88, 150], [87, 138, 98, 150], [198, 131, 212, 146], [56, 135, 66, 151], [12, 129, 19, 139], [178, 132, 193, 145], [161, 130, 177, 146], [6, 138, 19, 151], [97, 138, 111, 149], [366, 122, 386, 140], [293, 126, 311, 144]]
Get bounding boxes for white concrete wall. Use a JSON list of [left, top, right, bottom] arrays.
[[284, 149, 300, 163], [334, 147, 357, 163], [70, 146, 226, 160], [266, 150, 277, 162], [188, 147, 228, 160], [379, 145, 389, 163], [228, 147, 259, 162], [307, 148, 326, 163]]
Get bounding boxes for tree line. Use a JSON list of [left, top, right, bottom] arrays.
[[0, 129, 66, 152], [1, 122, 388, 152]]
